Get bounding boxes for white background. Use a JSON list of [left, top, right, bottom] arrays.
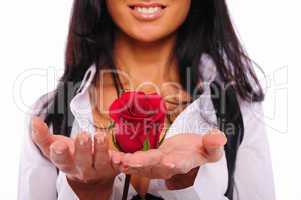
[[0, 0, 299, 199]]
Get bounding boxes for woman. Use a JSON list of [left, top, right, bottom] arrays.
[[18, 0, 275, 200]]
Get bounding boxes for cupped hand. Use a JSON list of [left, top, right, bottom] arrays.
[[111, 129, 227, 180], [31, 116, 119, 185]]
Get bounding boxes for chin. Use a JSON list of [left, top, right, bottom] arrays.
[[132, 34, 167, 43], [127, 27, 175, 43]]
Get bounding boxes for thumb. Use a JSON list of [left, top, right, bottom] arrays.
[[31, 116, 53, 158], [202, 129, 227, 163]]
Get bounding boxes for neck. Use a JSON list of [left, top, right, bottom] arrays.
[[113, 30, 179, 86]]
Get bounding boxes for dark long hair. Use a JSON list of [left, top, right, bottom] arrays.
[[42, 0, 264, 136]]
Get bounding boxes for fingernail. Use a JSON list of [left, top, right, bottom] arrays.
[[131, 164, 143, 168], [208, 147, 223, 154], [54, 148, 64, 155], [31, 117, 36, 128], [51, 145, 64, 155], [31, 127, 38, 136], [113, 157, 120, 164], [166, 163, 175, 168], [79, 137, 88, 146], [108, 150, 112, 158]]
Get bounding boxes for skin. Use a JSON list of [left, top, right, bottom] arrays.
[[31, 0, 228, 199], [107, 0, 191, 42], [32, 118, 226, 199], [31, 117, 118, 199]]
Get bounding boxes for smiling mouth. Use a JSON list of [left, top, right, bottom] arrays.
[[128, 3, 167, 21]]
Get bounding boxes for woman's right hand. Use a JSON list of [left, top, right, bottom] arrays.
[[31, 116, 120, 200]]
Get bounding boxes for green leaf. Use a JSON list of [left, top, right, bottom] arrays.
[[108, 121, 115, 129], [143, 138, 150, 151], [112, 133, 122, 152], [158, 126, 169, 147]]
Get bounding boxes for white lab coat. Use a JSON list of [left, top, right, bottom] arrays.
[[18, 55, 275, 200]]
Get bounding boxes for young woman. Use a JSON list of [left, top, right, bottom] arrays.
[[18, 0, 275, 200]]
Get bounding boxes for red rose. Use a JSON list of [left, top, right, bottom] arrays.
[[109, 91, 167, 153]]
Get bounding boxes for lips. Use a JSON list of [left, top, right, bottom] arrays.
[[128, 2, 167, 21]]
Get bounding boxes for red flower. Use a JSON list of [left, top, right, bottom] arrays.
[[109, 91, 167, 153]]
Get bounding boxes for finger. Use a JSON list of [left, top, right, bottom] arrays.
[[121, 150, 160, 167], [74, 133, 93, 172], [160, 151, 196, 176], [111, 150, 123, 165], [50, 140, 75, 174], [120, 150, 162, 177], [124, 153, 177, 179], [110, 150, 125, 172], [31, 116, 54, 158], [203, 129, 227, 162], [119, 153, 144, 175], [157, 161, 177, 179], [53, 135, 75, 153], [94, 132, 110, 170]]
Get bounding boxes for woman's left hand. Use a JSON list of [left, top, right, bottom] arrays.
[[111, 129, 227, 182]]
